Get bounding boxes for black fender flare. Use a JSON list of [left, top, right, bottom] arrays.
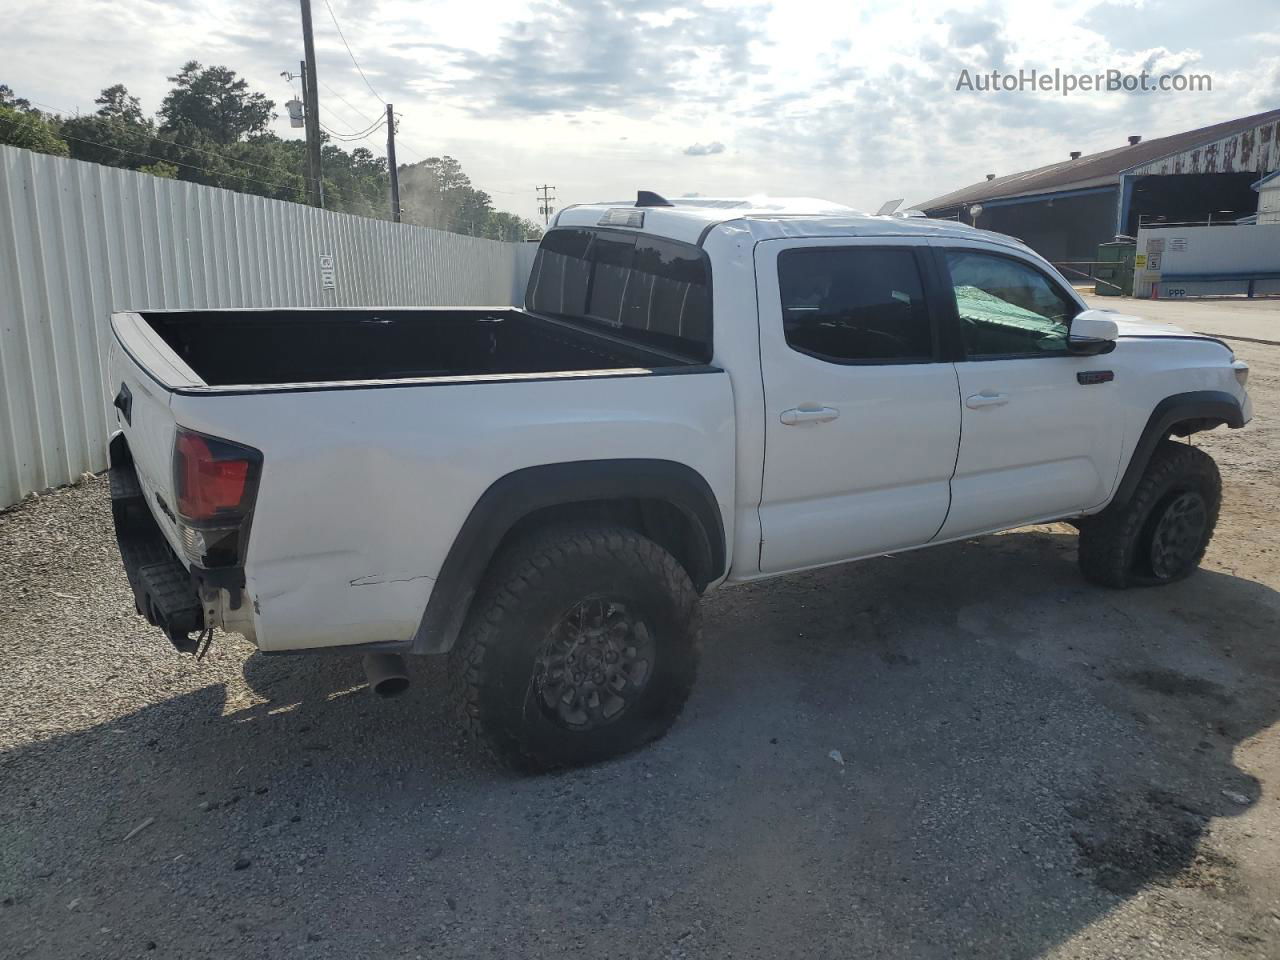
[[411, 459, 726, 654], [1108, 390, 1243, 511]]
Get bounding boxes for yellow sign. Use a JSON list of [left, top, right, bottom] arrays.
[[1135, 254, 1147, 267]]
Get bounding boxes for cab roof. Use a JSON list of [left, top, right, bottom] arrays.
[[551, 195, 1031, 252]]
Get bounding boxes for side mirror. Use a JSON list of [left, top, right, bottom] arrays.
[[1068, 309, 1119, 356]]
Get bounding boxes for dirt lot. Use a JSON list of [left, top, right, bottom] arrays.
[[2, 300, 1279, 959]]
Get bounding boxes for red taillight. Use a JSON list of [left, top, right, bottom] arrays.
[[172, 428, 262, 569], [173, 429, 261, 522]]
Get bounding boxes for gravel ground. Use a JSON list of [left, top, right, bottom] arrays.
[[3, 318, 1280, 959]]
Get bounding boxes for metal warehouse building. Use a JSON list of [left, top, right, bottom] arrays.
[[916, 108, 1280, 264]]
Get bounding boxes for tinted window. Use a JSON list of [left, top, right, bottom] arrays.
[[586, 234, 636, 325], [778, 248, 933, 363], [527, 228, 712, 360], [529, 228, 592, 317], [945, 251, 1077, 357], [625, 237, 712, 347]]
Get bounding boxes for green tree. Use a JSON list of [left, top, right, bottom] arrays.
[[319, 141, 389, 218], [397, 160, 446, 228], [2, 74, 533, 241], [398, 157, 540, 238], [159, 62, 274, 144], [398, 155, 504, 234], [424, 155, 489, 230], [484, 210, 542, 242], [423, 155, 471, 193], [139, 160, 178, 179], [61, 84, 154, 169], [228, 134, 308, 202], [0, 103, 69, 156], [0, 83, 34, 113], [95, 84, 145, 125], [455, 187, 494, 235]]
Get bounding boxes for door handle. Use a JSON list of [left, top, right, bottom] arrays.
[[780, 406, 840, 426], [965, 392, 1009, 410]]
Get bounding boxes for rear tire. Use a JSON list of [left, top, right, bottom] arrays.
[[448, 526, 700, 772], [1077, 440, 1221, 588]]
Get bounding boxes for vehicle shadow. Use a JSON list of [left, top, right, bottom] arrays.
[[3, 526, 1278, 958]]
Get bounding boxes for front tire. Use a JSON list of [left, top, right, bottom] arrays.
[[449, 526, 700, 772], [1077, 440, 1221, 588]]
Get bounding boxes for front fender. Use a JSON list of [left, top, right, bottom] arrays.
[[1108, 390, 1244, 511]]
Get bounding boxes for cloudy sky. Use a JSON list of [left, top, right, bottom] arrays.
[[6, 0, 1280, 221]]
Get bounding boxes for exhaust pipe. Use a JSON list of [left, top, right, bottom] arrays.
[[363, 653, 411, 698]]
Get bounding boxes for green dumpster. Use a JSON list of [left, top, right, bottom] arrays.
[[1094, 239, 1136, 297]]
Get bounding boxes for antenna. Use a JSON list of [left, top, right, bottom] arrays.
[[636, 190, 674, 207]]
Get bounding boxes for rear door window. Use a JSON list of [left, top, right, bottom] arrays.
[[527, 228, 712, 361], [777, 247, 936, 363]]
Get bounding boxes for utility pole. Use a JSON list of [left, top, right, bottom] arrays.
[[536, 184, 556, 226], [296, 61, 313, 195], [299, 0, 323, 207], [385, 103, 401, 222]]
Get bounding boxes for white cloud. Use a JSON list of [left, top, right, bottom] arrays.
[[684, 141, 726, 156]]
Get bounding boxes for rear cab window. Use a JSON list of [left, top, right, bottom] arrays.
[[526, 228, 713, 362]]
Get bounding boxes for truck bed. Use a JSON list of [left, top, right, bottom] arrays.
[[136, 307, 686, 387], [107, 303, 735, 653]]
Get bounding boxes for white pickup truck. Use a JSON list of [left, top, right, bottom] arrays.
[[108, 193, 1252, 770]]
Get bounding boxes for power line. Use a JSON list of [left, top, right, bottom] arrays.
[[319, 114, 385, 141], [393, 135, 428, 162], [317, 77, 382, 130], [321, 0, 385, 106], [320, 125, 383, 145]]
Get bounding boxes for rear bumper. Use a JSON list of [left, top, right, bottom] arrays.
[[109, 437, 205, 651]]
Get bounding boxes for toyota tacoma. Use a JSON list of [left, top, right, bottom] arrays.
[[106, 193, 1252, 769]]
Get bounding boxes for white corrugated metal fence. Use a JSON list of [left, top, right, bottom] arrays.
[[0, 145, 537, 509]]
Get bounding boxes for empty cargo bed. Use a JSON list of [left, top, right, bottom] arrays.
[[136, 307, 688, 386]]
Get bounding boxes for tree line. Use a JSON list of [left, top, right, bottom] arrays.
[[0, 65, 541, 242]]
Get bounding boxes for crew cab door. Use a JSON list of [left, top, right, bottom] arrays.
[[755, 238, 961, 573], [930, 241, 1124, 539]]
